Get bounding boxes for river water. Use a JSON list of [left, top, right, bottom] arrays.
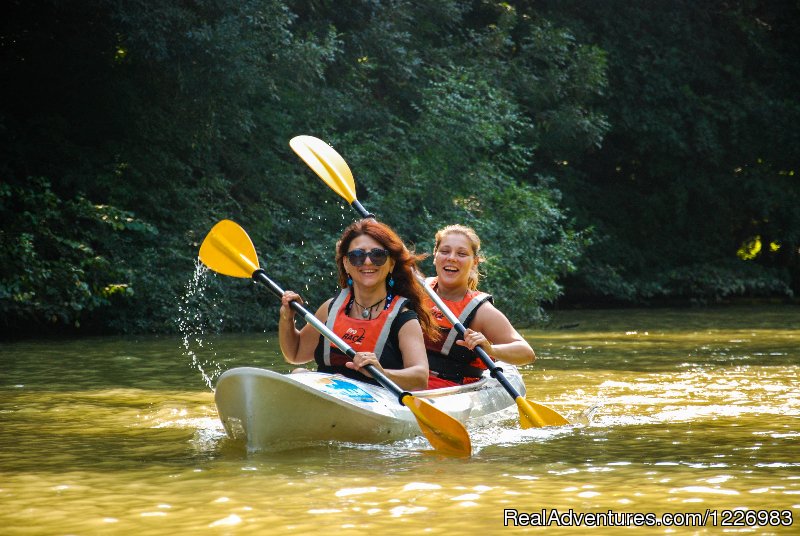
[[1, 305, 797, 534]]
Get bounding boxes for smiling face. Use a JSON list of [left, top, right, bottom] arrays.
[[343, 234, 396, 291], [433, 232, 478, 292]]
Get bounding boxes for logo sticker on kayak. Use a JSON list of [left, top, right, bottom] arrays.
[[319, 378, 377, 403]]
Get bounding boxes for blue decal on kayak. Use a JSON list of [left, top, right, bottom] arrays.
[[326, 378, 377, 403]]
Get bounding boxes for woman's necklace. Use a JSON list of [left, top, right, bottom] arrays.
[[353, 296, 387, 319]]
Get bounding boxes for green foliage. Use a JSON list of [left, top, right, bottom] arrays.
[[641, 261, 792, 305], [320, 62, 590, 324], [2, 0, 796, 337], [535, 0, 800, 303], [0, 178, 157, 331], [475, 181, 588, 323]]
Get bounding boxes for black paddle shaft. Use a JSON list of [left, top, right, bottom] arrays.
[[351, 201, 373, 219], [251, 269, 408, 404]]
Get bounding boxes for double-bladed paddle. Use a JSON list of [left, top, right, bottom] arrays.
[[289, 135, 570, 428], [198, 219, 472, 457]]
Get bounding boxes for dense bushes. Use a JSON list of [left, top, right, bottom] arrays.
[[1, 1, 796, 336]]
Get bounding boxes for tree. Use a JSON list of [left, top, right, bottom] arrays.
[[535, 0, 800, 303]]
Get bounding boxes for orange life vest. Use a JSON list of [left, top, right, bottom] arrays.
[[423, 277, 492, 384], [315, 289, 408, 378]]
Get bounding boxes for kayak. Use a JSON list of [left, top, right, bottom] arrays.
[[214, 364, 526, 451]]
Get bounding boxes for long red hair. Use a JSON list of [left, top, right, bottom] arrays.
[[335, 219, 438, 340]]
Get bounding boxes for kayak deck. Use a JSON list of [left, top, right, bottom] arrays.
[[214, 365, 525, 451]]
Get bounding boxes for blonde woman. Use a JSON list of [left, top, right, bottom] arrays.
[[423, 225, 535, 389]]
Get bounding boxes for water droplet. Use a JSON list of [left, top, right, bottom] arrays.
[[177, 259, 223, 390]]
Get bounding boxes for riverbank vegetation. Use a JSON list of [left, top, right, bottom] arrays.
[[2, 1, 797, 336]]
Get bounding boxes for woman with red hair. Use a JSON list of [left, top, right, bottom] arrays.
[[278, 219, 436, 391]]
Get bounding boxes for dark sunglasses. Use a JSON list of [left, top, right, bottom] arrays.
[[346, 248, 390, 267]]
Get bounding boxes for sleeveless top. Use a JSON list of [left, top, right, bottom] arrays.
[[314, 289, 417, 385]]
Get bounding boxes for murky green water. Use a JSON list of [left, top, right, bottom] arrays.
[[1, 305, 798, 534]]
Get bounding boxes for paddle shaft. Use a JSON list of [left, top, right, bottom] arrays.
[[251, 269, 409, 404], [347, 202, 524, 398], [351, 200, 373, 219]]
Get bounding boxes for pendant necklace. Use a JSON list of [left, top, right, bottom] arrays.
[[354, 296, 386, 319]]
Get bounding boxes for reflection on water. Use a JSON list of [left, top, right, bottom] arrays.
[[1, 305, 798, 534]]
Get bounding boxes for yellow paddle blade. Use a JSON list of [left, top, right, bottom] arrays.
[[198, 219, 260, 278], [289, 135, 357, 203], [402, 394, 472, 457], [517, 397, 571, 428]]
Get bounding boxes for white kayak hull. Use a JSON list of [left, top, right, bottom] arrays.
[[214, 365, 525, 451]]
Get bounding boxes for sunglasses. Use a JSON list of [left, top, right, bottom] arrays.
[[346, 248, 390, 267]]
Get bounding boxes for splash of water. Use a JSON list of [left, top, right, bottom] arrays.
[[177, 259, 224, 391], [573, 400, 603, 425]]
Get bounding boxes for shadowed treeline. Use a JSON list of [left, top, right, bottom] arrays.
[[1, 0, 797, 337]]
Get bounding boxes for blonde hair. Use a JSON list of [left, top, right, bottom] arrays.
[[433, 224, 483, 290]]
